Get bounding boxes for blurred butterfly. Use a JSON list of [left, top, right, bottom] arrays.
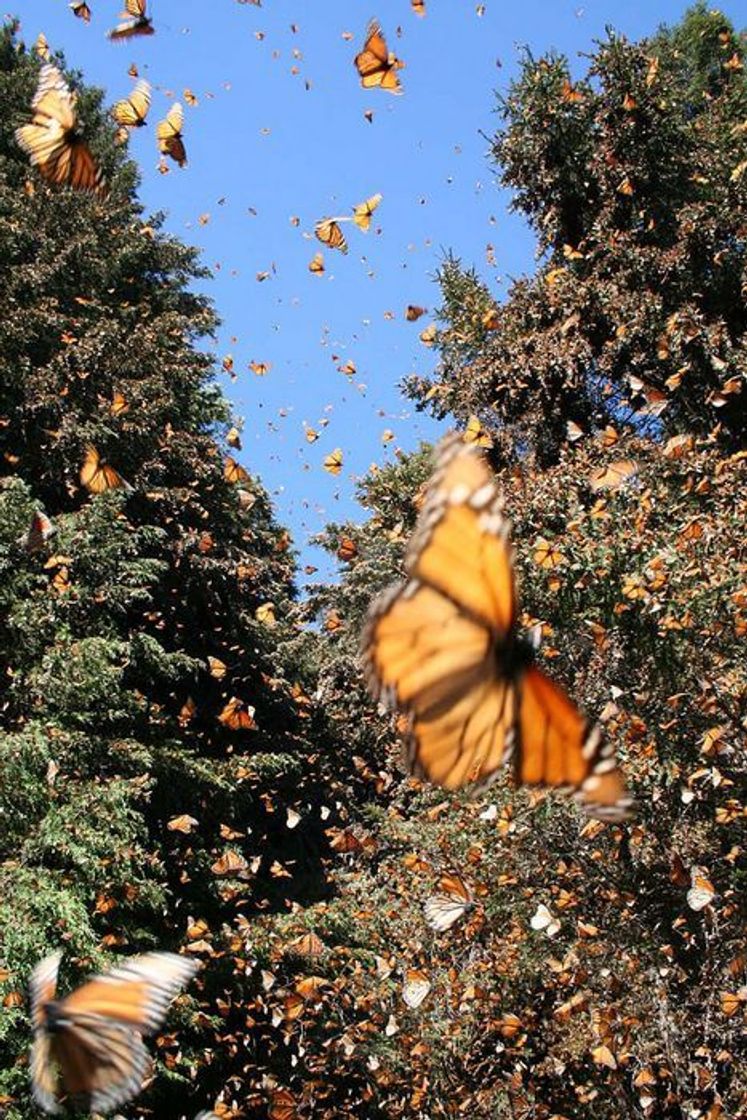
[[424, 874, 474, 932], [314, 217, 349, 254], [112, 80, 151, 131], [19, 510, 56, 553], [352, 192, 382, 231], [29, 951, 198, 1115], [15, 64, 106, 195], [362, 433, 632, 821], [354, 20, 404, 94], [108, 0, 154, 40], [157, 103, 187, 167], [80, 445, 131, 493], [406, 304, 427, 321], [70, 0, 92, 21], [308, 251, 325, 275]]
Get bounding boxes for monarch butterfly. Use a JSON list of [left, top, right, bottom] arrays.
[[308, 251, 325, 275], [218, 697, 257, 731], [80, 444, 131, 494], [112, 80, 151, 129], [224, 456, 250, 485], [70, 1, 92, 21], [323, 448, 343, 475], [108, 0, 155, 40], [354, 20, 404, 94], [314, 217, 349, 255], [361, 433, 632, 821], [406, 304, 427, 321], [352, 192, 382, 231], [423, 873, 475, 932], [589, 459, 638, 492], [29, 951, 198, 1115], [15, 65, 106, 196], [19, 510, 56, 553], [463, 415, 494, 448], [156, 103, 187, 167], [268, 1088, 299, 1120]]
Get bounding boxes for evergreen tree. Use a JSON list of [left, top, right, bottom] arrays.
[[405, 3, 747, 464], [0, 28, 330, 1118]]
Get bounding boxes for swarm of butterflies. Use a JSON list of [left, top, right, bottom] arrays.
[[14, 9, 635, 1114]]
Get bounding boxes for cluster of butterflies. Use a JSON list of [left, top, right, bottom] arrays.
[[14, 15, 408, 203], [14, 55, 188, 196], [314, 193, 383, 258]]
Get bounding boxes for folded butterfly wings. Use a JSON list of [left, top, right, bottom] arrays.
[[29, 952, 198, 1115], [362, 433, 632, 821]]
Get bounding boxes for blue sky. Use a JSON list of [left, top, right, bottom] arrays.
[[20, 0, 714, 573]]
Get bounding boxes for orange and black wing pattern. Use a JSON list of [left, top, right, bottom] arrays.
[[354, 21, 404, 94], [80, 444, 131, 493], [156, 103, 187, 166], [362, 432, 632, 820], [108, 0, 155, 40], [29, 952, 198, 1114], [15, 64, 106, 195], [314, 218, 349, 254]]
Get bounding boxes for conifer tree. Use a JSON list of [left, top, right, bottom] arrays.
[[0, 27, 329, 1117], [406, 3, 747, 465]]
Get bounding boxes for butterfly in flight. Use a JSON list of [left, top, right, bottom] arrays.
[[354, 20, 404, 94], [314, 217, 350, 254], [15, 64, 106, 195], [112, 80, 151, 132], [352, 193, 382, 231], [362, 432, 632, 821], [157, 103, 187, 167], [69, 0, 92, 21], [108, 0, 155, 40], [80, 444, 131, 493], [29, 951, 198, 1115]]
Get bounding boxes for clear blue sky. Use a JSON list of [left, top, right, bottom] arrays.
[[19, 0, 718, 574]]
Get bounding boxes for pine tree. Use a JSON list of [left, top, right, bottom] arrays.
[[0, 27, 328, 1117], [405, 3, 747, 464]]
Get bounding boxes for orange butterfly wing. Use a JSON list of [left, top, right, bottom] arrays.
[[363, 433, 632, 820], [58, 952, 197, 1031], [15, 66, 106, 195], [354, 22, 403, 92]]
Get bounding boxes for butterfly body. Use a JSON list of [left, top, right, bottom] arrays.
[[362, 433, 631, 819]]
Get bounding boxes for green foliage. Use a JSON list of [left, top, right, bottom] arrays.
[[406, 4, 747, 461]]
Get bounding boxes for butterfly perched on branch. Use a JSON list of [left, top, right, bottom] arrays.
[[362, 432, 632, 821]]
